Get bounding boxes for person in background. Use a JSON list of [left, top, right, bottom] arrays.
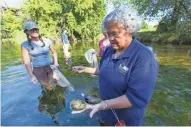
[[61, 29, 70, 52], [61, 29, 72, 66], [97, 24, 111, 57], [21, 20, 59, 91], [72, 4, 158, 126]]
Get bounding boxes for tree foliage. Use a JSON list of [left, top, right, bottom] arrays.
[[57, 0, 105, 39], [1, 0, 105, 41], [131, 0, 191, 26], [1, 8, 22, 40], [21, 0, 105, 39], [22, 0, 62, 38], [176, 20, 191, 44], [131, 0, 191, 43]]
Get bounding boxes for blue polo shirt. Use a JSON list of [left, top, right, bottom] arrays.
[[99, 39, 158, 126]]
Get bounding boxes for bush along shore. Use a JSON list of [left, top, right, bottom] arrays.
[[136, 31, 191, 45]]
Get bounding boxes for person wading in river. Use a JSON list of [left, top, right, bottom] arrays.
[[21, 20, 59, 91]]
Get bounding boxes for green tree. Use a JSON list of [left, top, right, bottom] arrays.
[[131, 0, 191, 29], [1, 8, 22, 42], [58, 0, 106, 39], [2, 0, 106, 42], [131, 0, 191, 44], [22, 0, 62, 39], [22, 0, 105, 40], [176, 20, 191, 44]]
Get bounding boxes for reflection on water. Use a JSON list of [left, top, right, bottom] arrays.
[[38, 86, 66, 125], [1, 42, 191, 126]]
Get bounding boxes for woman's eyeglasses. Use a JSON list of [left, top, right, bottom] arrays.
[[105, 29, 125, 39], [106, 31, 121, 38]]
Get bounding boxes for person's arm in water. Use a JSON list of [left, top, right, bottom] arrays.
[[72, 66, 99, 75], [50, 45, 59, 66], [21, 47, 37, 83]]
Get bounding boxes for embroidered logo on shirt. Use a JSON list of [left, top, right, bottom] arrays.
[[118, 64, 129, 75]]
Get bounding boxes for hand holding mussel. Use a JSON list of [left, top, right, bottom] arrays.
[[70, 99, 86, 111]]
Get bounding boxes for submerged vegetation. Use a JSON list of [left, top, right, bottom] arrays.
[[144, 53, 191, 125]]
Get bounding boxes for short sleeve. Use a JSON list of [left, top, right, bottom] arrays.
[[21, 41, 30, 51], [43, 38, 53, 47], [99, 46, 112, 69], [125, 52, 158, 108]]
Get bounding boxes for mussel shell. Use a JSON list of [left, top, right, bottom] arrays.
[[84, 95, 101, 104], [70, 99, 86, 111]]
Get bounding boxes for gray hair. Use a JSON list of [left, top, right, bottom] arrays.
[[102, 4, 142, 34]]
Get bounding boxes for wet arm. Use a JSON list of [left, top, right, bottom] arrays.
[[21, 47, 34, 78], [50, 45, 59, 66]]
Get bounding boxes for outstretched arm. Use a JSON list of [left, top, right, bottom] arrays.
[[72, 66, 99, 75]]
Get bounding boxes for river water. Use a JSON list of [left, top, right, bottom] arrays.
[[1, 42, 191, 126]]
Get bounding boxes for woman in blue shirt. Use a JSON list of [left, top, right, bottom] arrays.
[[21, 20, 59, 91], [72, 4, 158, 126]]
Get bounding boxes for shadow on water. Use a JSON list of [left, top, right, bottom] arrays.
[[1, 42, 191, 125]]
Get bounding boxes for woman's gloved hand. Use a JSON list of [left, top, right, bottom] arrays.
[[71, 101, 107, 118]]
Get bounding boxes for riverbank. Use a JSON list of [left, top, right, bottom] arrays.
[[137, 31, 191, 45], [1, 28, 190, 45]]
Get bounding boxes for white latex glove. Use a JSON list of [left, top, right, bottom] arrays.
[[72, 102, 104, 118], [31, 76, 38, 84]]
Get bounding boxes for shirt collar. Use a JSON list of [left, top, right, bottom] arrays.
[[112, 38, 137, 59]]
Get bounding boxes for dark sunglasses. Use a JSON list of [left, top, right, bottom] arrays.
[[29, 28, 39, 32]]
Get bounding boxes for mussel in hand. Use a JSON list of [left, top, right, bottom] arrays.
[[70, 99, 86, 111]]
